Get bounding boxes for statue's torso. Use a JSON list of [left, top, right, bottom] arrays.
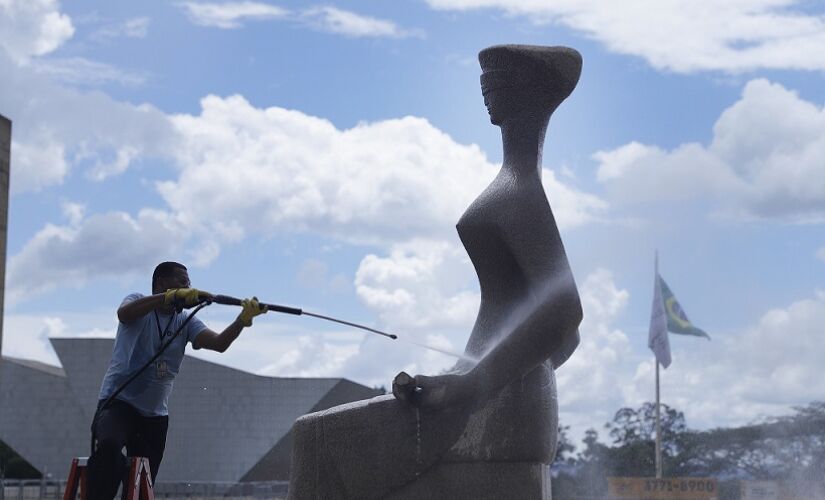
[[450, 167, 560, 462]]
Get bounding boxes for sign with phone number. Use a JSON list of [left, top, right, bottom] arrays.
[[608, 477, 718, 499]]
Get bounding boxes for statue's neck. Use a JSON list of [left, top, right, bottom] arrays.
[[499, 116, 549, 177]]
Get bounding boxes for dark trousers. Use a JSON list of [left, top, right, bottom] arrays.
[[86, 399, 169, 500]]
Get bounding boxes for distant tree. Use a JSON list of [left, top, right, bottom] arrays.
[[602, 402, 686, 476], [672, 401, 825, 479], [607, 402, 687, 451], [553, 425, 576, 467], [551, 401, 825, 499]]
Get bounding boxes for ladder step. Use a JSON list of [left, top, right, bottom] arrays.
[[62, 456, 154, 500]]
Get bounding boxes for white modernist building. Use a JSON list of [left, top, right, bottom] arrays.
[[0, 338, 379, 482]]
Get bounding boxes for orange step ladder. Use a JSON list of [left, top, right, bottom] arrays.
[[62, 457, 155, 500]]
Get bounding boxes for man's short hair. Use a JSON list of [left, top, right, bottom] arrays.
[[152, 261, 188, 291]]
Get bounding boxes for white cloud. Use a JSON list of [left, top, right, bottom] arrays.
[[10, 134, 68, 193], [177, 2, 419, 39], [0, 0, 74, 63], [344, 249, 628, 395], [556, 274, 825, 438], [425, 0, 825, 73], [177, 1, 288, 29], [652, 291, 825, 430], [256, 335, 360, 378], [355, 239, 478, 334], [557, 268, 638, 435], [817, 246, 825, 262], [89, 16, 150, 41], [61, 201, 86, 226], [2, 55, 603, 303], [595, 79, 825, 223], [301, 6, 422, 38], [2, 315, 65, 364], [29, 57, 148, 87], [2, 311, 117, 363], [6, 209, 190, 304], [0, 50, 175, 192], [85, 145, 139, 180], [161, 94, 605, 250]]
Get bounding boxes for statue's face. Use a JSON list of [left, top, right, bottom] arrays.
[[481, 71, 514, 126], [481, 71, 546, 126], [483, 90, 505, 125]]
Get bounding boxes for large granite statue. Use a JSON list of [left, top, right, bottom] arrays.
[[287, 45, 583, 500]]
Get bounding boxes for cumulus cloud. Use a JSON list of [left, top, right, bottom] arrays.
[[0, 2, 148, 88], [301, 6, 422, 38], [177, 1, 289, 29], [256, 335, 360, 378], [0, 0, 74, 63], [10, 133, 68, 193], [6, 208, 190, 304], [2, 315, 67, 365], [559, 274, 825, 437], [2, 311, 118, 365], [651, 291, 825, 430], [0, 49, 175, 192], [556, 268, 638, 434], [425, 0, 825, 73], [355, 239, 478, 334], [161, 94, 605, 249], [595, 79, 825, 223], [85, 145, 140, 180], [3, 68, 602, 303]]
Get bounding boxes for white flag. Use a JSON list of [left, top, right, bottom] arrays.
[[648, 256, 671, 368]]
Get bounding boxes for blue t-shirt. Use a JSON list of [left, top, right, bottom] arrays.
[[98, 293, 208, 416]]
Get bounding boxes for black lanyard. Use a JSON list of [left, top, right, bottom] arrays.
[[154, 310, 176, 343]]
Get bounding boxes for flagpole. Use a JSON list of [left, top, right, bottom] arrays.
[[654, 250, 663, 479], [655, 358, 662, 478]]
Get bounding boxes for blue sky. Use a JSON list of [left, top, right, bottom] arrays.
[[2, 0, 825, 442]]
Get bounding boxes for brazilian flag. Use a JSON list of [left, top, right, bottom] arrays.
[[658, 276, 711, 339]]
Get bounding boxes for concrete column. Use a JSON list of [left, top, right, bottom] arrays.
[[0, 114, 10, 357]]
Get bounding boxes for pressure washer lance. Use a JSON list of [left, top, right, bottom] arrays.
[[207, 294, 398, 340]]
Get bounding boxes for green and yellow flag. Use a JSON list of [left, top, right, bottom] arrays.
[[658, 276, 711, 340]]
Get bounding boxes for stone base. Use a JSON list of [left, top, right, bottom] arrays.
[[386, 462, 550, 500]]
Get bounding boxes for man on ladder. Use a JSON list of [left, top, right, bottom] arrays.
[[86, 261, 267, 500]]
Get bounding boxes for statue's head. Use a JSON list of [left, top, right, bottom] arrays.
[[478, 45, 582, 126]]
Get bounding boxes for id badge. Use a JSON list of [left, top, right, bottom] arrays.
[[156, 360, 168, 379]]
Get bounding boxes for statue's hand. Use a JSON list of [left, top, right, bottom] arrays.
[[392, 371, 475, 408]]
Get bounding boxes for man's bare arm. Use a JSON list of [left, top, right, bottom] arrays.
[[118, 294, 165, 324], [192, 320, 245, 353], [193, 298, 266, 353]]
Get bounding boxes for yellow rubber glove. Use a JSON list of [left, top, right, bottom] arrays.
[[239, 297, 267, 326], [163, 288, 202, 307]]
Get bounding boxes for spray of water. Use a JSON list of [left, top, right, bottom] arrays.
[[472, 269, 579, 361], [390, 269, 577, 368], [395, 336, 480, 364]]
